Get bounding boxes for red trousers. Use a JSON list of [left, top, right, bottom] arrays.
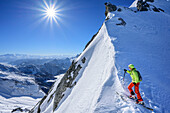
[[128, 82, 143, 101]]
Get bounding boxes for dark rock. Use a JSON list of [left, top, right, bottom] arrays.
[[105, 17, 110, 20], [137, 1, 148, 11], [136, 0, 164, 12], [116, 18, 126, 26], [117, 8, 122, 12], [105, 2, 117, 16], [36, 95, 47, 113], [107, 4, 117, 12], [12, 107, 23, 112], [81, 57, 86, 64], [53, 60, 82, 111]]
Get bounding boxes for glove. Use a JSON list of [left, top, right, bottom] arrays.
[[133, 82, 136, 85], [124, 69, 127, 72]]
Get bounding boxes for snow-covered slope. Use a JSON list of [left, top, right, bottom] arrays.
[[0, 58, 71, 94], [0, 58, 72, 112], [0, 96, 41, 113], [30, 1, 170, 113], [0, 64, 44, 98], [0, 67, 45, 112]]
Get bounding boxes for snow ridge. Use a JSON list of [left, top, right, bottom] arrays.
[[31, 1, 170, 113], [54, 23, 118, 113]]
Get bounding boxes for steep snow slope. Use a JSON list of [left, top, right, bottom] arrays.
[[53, 24, 121, 113], [31, 22, 127, 113], [105, 6, 170, 112], [30, 74, 64, 113], [31, 1, 170, 113]]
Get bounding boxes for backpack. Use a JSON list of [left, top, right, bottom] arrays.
[[136, 70, 142, 81]]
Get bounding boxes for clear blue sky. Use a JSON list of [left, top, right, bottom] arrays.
[[0, 0, 134, 56]]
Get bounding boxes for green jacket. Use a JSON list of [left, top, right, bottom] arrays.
[[127, 68, 141, 83]]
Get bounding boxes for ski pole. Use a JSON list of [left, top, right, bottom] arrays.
[[123, 71, 126, 81]]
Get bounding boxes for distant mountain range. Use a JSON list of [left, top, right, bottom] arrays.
[[0, 54, 74, 63], [0, 54, 74, 112], [0, 55, 73, 95]]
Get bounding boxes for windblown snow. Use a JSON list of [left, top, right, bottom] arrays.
[[31, 0, 170, 113]]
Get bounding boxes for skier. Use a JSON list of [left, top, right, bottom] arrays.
[[124, 64, 144, 105]]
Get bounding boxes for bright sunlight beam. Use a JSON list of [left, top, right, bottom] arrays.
[[39, 0, 63, 26]]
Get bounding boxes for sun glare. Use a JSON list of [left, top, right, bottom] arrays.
[[39, 0, 63, 26], [46, 8, 56, 17]]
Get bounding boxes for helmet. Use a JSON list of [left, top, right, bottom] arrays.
[[128, 64, 134, 69]]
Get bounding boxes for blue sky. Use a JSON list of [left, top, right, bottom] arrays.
[[0, 0, 134, 56]]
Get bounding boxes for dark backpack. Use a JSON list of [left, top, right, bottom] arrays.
[[136, 70, 142, 81]]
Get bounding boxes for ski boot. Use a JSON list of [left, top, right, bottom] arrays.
[[136, 100, 145, 105], [129, 95, 136, 99]]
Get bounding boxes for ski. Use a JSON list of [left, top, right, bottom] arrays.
[[116, 92, 127, 102], [141, 105, 154, 111], [125, 94, 154, 111], [116, 92, 154, 111]]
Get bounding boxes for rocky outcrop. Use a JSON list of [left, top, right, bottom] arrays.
[[29, 58, 87, 112], [53, 57, 86, 111], [12, 107, 30, 113], [81, 57, 86, 64], [117, 8, 122, 12], [104, 1, 164, 14], [137, 0, 164, 12], [116, 18, 126, 26], [105, 2, 117, 16]]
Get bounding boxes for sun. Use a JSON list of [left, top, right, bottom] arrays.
[[46, 8, 56, 17], [39, 0, 62, 26]]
